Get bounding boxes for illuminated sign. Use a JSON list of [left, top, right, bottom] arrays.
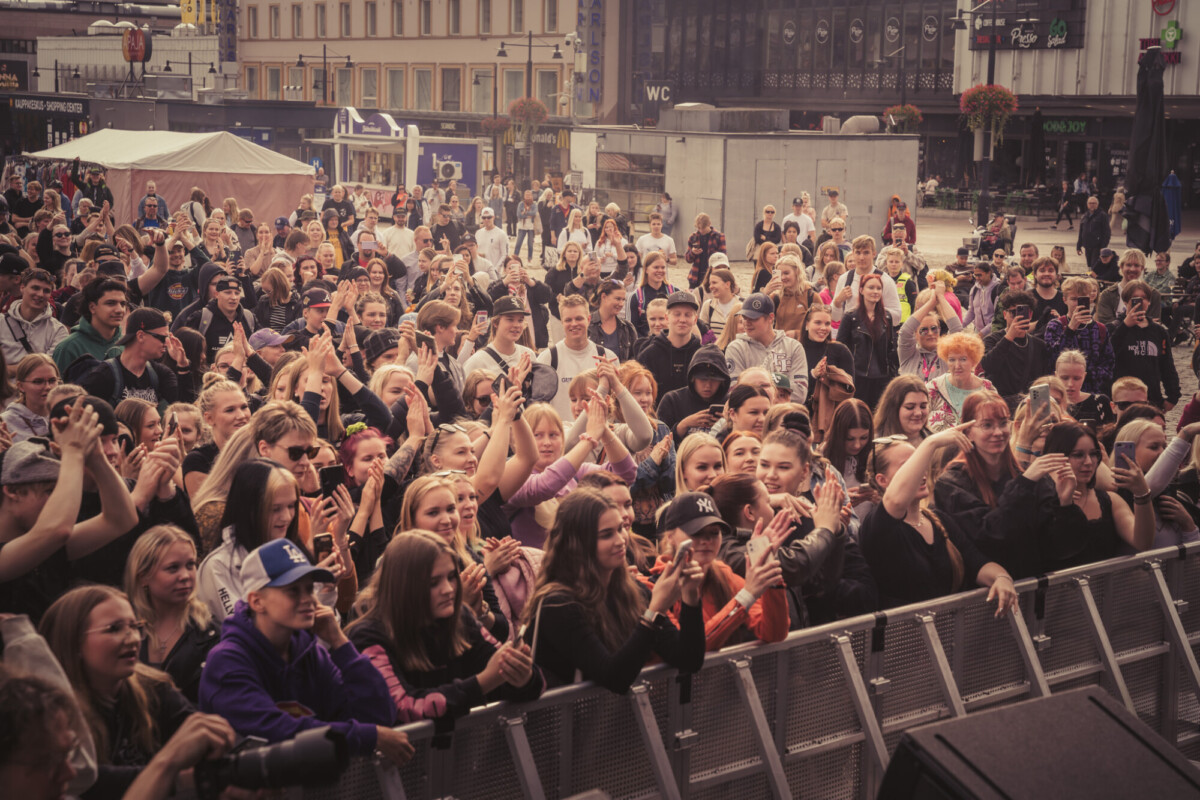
[[969, 0, 1086, 51]]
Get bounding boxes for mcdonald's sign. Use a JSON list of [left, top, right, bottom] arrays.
[[503, 127, 570, 149]]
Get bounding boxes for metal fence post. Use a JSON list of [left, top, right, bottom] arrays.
[[373, 761, 409, 800], [630, 682, 683, 800], [1074, 577, 1134, 713], [831, 633, 889, 776], [915, 613, 966, 717], [501, 714, 547, 800], [1146, 561, 1200, 712], [731, 658, 792, 799], [1007, 606, 1052, 698]]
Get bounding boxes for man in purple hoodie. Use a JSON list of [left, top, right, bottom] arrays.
[[198, 539, 414, 764]]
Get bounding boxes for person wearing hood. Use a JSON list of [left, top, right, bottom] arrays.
[[198, 539, 412, 764], [638, 291, 704, 401], [176, 276, 257, 364], [899, 291, 963, 381], [0, 268, 66, 363], [725, 293, 809, 404], [657, 344, 731, 444], [52, 278, 127, 376], [170, 261, 228, 333]]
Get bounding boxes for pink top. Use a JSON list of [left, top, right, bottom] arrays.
[[503, 455, 637, 548]]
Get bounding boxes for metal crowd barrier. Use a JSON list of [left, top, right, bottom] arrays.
[[232, 543, 1200, 800]]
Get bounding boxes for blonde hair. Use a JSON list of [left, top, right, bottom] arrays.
[[124, 525, 212, 654], [368, 364, 413, 399], [674, 433, 725, 493], [13, 353, 58, 404], [1055, 349, 1087, 371]]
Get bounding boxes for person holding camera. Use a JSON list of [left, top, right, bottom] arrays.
[[1110, 279, 1180, 411], [199, 539, 411, 765], [980, 290, 1052, 410]]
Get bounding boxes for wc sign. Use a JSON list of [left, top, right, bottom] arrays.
[[644, 81, 674, 104]]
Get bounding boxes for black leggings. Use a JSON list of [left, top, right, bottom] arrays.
[[1055, 204, 1073, 226]]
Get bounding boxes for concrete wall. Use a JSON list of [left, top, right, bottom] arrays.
[[952, 0, 1200, 98]]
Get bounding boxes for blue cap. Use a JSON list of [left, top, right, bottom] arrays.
[[240, 539, 335, 594], [740, 293, 775, 320]]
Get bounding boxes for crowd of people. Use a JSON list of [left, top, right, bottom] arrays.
[[2, 158, 1200, 800]]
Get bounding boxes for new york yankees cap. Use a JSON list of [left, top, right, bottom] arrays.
[[660, 492, 732, 539]]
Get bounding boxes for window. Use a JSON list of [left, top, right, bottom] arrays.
[[315, 4, 327, 37], [291, 4, 302, 37], [313, 67, 327, 101], [386, 68, 405, 108], [441, 67, 461, 110], [245, 65, 260, 97], [269, 5, 280, 38], [480, 0, 491, 34], [340, 3, 351, 36], [448, 0, 460, 35], [247, 6, 259, 38], [391, 0, 404, 35], [362, 67, 378, 106], [266, 66, 281, 100], [502, 68, 524, 106], [420, 0, 431, 35], [288, 65, 304, 96], [511, 0, 523, 33], [336, 67, 352, 103], [536, 69, 557, 111], [472, 68, 493, 113], [544, 0, 556, 33], [415, 68, 433, 110], [365, 1, 377, 35]]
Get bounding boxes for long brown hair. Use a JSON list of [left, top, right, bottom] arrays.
[[873, 375, 929, 439], [40, 585, 170, 761], [856, 273, 886, 339], [522, 489, 645, 651], [348, 530, 469, 672], [822, 398, 874, 483], [954, 391, 1019, 507]]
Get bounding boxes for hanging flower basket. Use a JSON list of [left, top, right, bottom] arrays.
[[509, 97, 549, 143], [481, 115, 511, 135], [960, 84, 1019, 144], [883, 104, 923, 133]]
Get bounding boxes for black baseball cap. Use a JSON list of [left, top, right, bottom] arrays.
[[119, 307, 168, 345], [666, 290, 699, 311], [214, 276, 242, 293], [0, 252, 26, 276], [303, 288, 332, 309], [957, 247, 970, 257], [740, 293, 775, 320], [493, 295, 532, 317], [460, 232, 476, 245], [342, 266, 369, 282], [50, 395, 119, 437], [96, 260, 127, 279], [93, 245, 119, 261], [363, 329, 400, 363], [659, 492, 732, 539]]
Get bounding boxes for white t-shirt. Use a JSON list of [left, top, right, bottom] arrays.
[[536, 339, 617, 421], [635, 232, 678, 262], [462, 343, 537, 379], [475, 225, 509, 268], [781, 212, 816, 241]]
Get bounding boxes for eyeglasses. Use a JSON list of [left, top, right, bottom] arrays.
[[432, 469, 468, 478], [86, 619, 147, 638], [281, 444, 321, 461], [22, 377, 60, 387]]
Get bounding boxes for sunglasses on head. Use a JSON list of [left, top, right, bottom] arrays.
[[432, 469, 468, 478], [871, 434, 911, 469], [429, 422, 469, 452]]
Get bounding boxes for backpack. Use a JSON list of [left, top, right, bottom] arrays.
[[198, 306, 255, 336], [66, 355, 159, 406], [547, 340, 599, 372]]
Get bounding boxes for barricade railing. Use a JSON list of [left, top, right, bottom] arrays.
[[217, 543, 1200, 800]]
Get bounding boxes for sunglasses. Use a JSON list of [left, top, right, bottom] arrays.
[[141, 330, 168, 343], [917, 326, 940, 335], [283, 444, 321, 461], [871, 434, 911, 469], [432, 469, 468, 477], [429, 422, 469, 452], [1114, 400, 1139, 411], [53, 231, 71, 238], [831, 227, 845, 232]]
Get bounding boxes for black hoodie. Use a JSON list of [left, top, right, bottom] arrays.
[[656, 345, 731, 443], [637, 331, 702, 401]]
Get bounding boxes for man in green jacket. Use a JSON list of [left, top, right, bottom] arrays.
[[52, 278, 127, 376]]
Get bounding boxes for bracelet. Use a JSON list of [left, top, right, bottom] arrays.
[[996, 574, 1014, 583], [336, 368, 349, 381], [1134, 493, 1152, 505], [480, 430, 492, 439]]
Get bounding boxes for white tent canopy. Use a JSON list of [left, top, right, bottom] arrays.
[[27, 129, 314, 224]]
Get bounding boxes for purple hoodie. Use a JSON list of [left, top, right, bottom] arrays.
[[198, 601, 393, 755]]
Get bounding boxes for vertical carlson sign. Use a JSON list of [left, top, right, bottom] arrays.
[[217, 0, 238, 64], [577, 0, 603, 108]]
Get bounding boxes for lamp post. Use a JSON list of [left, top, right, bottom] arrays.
[[31, 60, 81, 92], [296, 45, 353, 104], [496, 33, 563, 187]]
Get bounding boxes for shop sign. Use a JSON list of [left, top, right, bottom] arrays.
[[577, 0, 604, 106], [502, 128, 570, 148], [970, 0, 1086, 51], [922, 16, 938, 42], [336, 107, 405, 138], [121, 29, 153, 63], [1047, 18, 1069, 48], [1153, 0, 1176, 15], [0, 60, 28, 92], [782, 20, 797, 46], [1140, 22, 1183, 65], [9, 94, 89, 117], [216, 0, 238, 64], [849, 19, 864, 45], [815, 19, 830, 45], [1042, 119, 1088, 135], [885, 17, 901, 43]]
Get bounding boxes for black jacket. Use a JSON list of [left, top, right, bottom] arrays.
[[835, 309, 899, 379], [1076, 209, 1111, 250], [139, 619, 220, 703], [980, 331, 1052, 409], [587, 310, 638, 362], [253, 292, 303, 331], [1109, 320, 1181, 406], [656, 345, 731, 443], [637, 332, 702, 401]]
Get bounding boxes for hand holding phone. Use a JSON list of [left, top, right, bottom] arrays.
[[1113, 441, 1138, 469], [318, 465, 345, 498], [313, 533, 335, 560]]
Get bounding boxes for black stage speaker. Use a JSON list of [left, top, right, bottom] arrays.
[[877, 687, 1200, 799]]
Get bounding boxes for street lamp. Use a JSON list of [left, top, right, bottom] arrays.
[[31, 60, 81, 92], [296, 45, 354, 104], [160, 54, 218, 76], [495, 32, 564, 187]]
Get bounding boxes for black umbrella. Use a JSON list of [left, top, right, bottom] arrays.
[[1028, 108, 1046, 186], [1124, 47, 1172, 254]]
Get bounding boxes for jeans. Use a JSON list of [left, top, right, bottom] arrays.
[[514, 228, 534, 260]]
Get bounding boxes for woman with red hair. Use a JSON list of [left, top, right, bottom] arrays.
[[835, 273, 897, 407]]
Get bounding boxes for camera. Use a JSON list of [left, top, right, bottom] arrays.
[[193, 726, 349, 800]]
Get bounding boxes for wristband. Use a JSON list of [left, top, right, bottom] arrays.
[[1134, 493, 1152, 505], [1014, 445, 1037, 456], [336, 368, 349, 381], [733, 588, 756, 610]]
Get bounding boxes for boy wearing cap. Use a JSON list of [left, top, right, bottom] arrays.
[[656, 344, 731, 443], [475, 207, 508, 268], [0, 401, 139, 623], [782, 197, 816, 243], [53, 279, 128, 376], [177, 275, 257, 363], [0, 268, 66, 363], [77, 308, 194, 412], [199, 539, 413, 764], [637, 291, 704, 400], [378, 206, 415, 258], [461, 295, 537, 378], [281, 288, 345, 352], [724, 293, 809, 404]]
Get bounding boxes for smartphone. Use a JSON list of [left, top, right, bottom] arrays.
[[1029, 383, 1051, 419], [313, 533, 335, 561], [673, 539, 695, 567], [474, 310, 489, 328], [166, 417, 178, 437], [1077, 296, 1090, 311], [708, 404, 725, 417], [360, 240, 377, 251], [746, 535, 777, 565], [1014, 305, 1033, 321], [1113, 441, 1138, 469], [318, 465, 345, 498], [414, 330, 436, 353]]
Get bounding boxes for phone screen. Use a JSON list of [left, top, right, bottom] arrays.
[[313, 533, 334, 560], [318, 465, 345, 498], [474, 311, 489, 327]]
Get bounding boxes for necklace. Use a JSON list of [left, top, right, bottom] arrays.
[[155, 618, 183, 659]]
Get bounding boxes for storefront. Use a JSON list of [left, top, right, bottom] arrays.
[[3, 93, 90, 153]]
